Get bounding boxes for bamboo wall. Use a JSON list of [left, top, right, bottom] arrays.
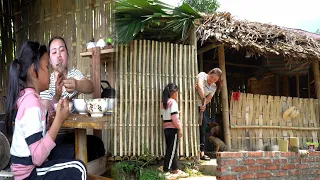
[[104, 40, 199, 159], [0, 0, 14, 113], [230, 92, 320, 151], [13, 0, 114, 98]]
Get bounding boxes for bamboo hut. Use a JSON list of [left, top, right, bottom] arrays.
[[196, 12, 320, 151]]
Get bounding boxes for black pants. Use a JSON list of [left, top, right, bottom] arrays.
[[199, 108, 213, 152], [26, 159, 87, 180], [163, 128, 179, 172], [48, 132, 105, 162]]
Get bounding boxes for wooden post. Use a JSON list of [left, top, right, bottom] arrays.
[[275, 75, 280, 95], [296, 75, 300, 97], [308, 71, 311, 98], [282, 76, 290, 96], [312, 59, 320, 99], [199, 53, 204, 72], [218, 45, 231, 150]]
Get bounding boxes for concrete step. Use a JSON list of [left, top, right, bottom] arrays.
[[198, 159, 217, 176]]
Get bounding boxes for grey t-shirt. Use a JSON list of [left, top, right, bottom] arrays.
[[197, 72, 216, 106]]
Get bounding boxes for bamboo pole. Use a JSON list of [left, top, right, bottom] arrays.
[[230, 125, 320, 131], [183, 45, 189, 157], [192, 45, 199, 157], [119, 45, 124, 157], [124, 45, 128, 156], [137, 40, 142, 156], [218, 45, 231, 150], [312, 59, 320, 99], [155, 41, 159, 156], [151, 41, 155, 155], [146, 40, 150, 154], [133, 40, 137, 156], [179, 44, 183, 156], [188, 45, 194, 157], [129, 42, 133, 156]]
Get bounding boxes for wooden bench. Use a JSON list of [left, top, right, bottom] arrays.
[[88, 174, 112, 180]]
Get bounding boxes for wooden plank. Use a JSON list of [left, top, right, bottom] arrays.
[[62, 114, 110, 129], [75, 129, 88, 165]]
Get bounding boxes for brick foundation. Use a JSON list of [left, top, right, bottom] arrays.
[[216, 151, 320, 180]]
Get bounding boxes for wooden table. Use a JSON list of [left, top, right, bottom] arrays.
[[62, 113, 111, 174]]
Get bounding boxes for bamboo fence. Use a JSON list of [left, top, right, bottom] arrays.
[[12, 0, 114, 101], [104, 40, 199, 159], [230, 92, 320, 150]]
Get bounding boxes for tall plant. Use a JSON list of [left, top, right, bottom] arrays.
[[115, 0, 202, 44]]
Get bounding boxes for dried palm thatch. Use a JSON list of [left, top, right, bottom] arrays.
[[196, 12, 320, 63]]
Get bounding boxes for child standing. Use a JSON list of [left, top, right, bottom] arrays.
[[161, 83, 188, 180], [5, 41, 87, 180]]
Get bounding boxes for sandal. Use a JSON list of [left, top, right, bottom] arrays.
[[200, 154, 210, 161]]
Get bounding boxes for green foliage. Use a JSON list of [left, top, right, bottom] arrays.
[[112, 161, 144, 180], [115, 0, 202, 44], [140, 168, 165, 180], [182, 0, 220, 13], [306, 141, 319, 148]]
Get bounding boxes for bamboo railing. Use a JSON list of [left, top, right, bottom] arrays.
[[104, 40, 199, 159], [230, 92, 320, 150]]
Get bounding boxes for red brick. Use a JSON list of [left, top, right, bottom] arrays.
[[301, 157, 315, 162], [308, 151, 320, 156], [273, 171, 287, 177], [256, 172, 272, 178], [266, 165, 280, 170], [243, 159, 255, 165], [219, 159, 237, 166], [216, 166, 229, 173], [289, 170, 300, 176], [265, 151, 280, 158], [218, 152, 244, 158], [241, 173, 255, 179], [217, 175, 237, 180], [288, 158, 298, 163], [296, 164, 309, 169], [233, 166, 247, 172], [273, 159, 287, 164], [282, 164, 295, 170], [248, 151, 263, 157], [248, 165, 265, 171], [256, 158, 272, 164], [281, 152, 297, 157]]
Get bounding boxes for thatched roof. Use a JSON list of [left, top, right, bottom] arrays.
[[196, 12, 320, 62]]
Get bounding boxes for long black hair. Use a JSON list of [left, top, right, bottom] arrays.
[[162, 83, 179, 109], [5, 41, 47, 135]]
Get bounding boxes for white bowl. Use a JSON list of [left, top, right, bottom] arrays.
[[86, 42, 96, 49], [54, 102, 74, 113], [73, 99, 88, 115], [96, 39, 106, 49], [86, 98, 108, 117]]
